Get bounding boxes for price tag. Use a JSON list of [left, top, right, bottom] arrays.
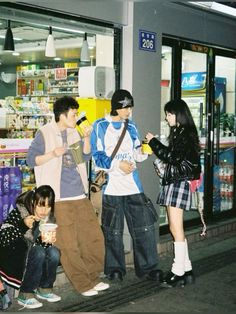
[[55, 68, 67, 80], [139, 30, 156, 52]]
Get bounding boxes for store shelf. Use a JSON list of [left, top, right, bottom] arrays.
[[16, 67, 79, 98]]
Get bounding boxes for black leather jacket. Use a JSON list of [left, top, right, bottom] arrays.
[[149, 126, 201, 186]]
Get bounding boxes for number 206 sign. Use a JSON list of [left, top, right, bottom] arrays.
[[139, 30, 156, 52]]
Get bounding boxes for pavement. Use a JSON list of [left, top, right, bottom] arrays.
[[5, 218, 236, 313]]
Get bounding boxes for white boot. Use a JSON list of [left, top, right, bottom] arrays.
[[184, 238, 192, 272], [171, 242, 185, 276]]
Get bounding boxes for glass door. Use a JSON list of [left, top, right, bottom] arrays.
[[213, 55, 236, 213], [161, 37, 236, 232], [181, 48, 208, 222]]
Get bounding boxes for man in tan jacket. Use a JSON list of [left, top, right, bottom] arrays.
[[27, 96, 109, 297]]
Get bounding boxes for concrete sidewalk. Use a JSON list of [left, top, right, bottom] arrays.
[[6, 218, 236, 312]]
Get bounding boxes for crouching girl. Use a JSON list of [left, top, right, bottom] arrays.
[[0, 185, 61, 309]]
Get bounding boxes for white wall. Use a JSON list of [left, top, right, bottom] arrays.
[[9, 0, 128, 25]]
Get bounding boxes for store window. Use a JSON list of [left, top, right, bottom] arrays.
[[161, 45, 172, 138], [161, 36, 236, 230], [213, 55, 236, 212], [0, 4, 120, 215], [0, 4, 119, 135]]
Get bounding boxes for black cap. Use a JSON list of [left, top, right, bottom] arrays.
[[111, 89, 134, 116]]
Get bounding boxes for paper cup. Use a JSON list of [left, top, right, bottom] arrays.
[[39, 223, 57, 243], [39, 223, 58, 232], [76, 116, 90, 136], [142, 141, 153, 155]]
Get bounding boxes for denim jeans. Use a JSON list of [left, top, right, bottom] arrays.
[[20, 245, 60, 293], [102, 193, 159, 277]]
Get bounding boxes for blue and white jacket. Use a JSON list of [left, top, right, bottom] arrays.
[[90, 115, 148, 196]]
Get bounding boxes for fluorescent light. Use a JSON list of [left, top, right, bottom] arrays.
[[0, 35, 22, 41], [188, 2, 236, 18], [52, 26, 84, 34]]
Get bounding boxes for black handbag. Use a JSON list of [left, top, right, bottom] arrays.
[[90, 120, 128, 193]]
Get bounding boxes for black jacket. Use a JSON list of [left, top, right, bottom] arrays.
[[0, 205, 53, 289], [149, 126, 201, 186]]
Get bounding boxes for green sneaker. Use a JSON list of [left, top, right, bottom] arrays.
[[36, 289, 61, 303], [17, 292, 43, 309]]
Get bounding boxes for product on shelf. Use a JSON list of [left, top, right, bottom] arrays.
[[0, 166, 22, 222]]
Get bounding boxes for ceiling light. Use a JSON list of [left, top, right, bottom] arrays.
[[0, 35, 22, 41], [12, 52, 20, 56], [3, 20, 15, 52], [45, 26, 56, 57], [54, 57, 61, 61], [80, 32, 90, 62], [188, 2, 236, 18]]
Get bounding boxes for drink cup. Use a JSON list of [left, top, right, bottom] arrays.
[[39, 223, 58, 243], [76, 114, 90, 137], [142, 140, 153, 155]]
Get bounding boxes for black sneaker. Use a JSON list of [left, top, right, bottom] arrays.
[[146, 269, 163, 284], [108, 270, 123, 281]]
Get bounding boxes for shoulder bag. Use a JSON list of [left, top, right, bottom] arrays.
[[90, 119, 128, 192]]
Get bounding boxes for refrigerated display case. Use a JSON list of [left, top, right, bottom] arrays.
[[182, 71, 235, 215]]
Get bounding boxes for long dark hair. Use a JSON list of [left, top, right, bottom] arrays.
[[16, 185, 55, 222], [164, 99, 200, 152]]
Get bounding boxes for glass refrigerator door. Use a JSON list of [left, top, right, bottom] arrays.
[[213, 56, 236, 213]]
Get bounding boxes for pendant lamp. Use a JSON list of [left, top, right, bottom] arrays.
[[3, 20, 15, 52], [80, 32, 90, 62], [45, 26, 56, 57]]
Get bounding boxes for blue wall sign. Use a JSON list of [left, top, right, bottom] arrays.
[[139, 30, 156, 52], [181, 72, 206, 91]]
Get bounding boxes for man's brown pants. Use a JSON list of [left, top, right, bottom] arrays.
[[55, 198, 105, 293]]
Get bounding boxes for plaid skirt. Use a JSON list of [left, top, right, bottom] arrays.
[[157, 180, 191, 211]]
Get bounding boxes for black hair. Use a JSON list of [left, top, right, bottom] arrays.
[[16, 185, 55, 222], [164, 99, 200, 152], [164, 99, 196, 128], [53, 96, 79, 122]]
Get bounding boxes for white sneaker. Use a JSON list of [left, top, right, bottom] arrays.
[[93, 282, 110, 291], [36, 290, 61, 302], [17, 297, 43, 309], [81, 289, 98, 297]]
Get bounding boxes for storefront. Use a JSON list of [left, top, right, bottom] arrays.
[[0, 2, 121, 223], [160, 37, 236, 231], [0, 1, 236, 234]]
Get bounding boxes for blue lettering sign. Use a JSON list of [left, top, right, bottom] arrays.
[[181, 72, 206, 91], [139, 30, 156, 52]]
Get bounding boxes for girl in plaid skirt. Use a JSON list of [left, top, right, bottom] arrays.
[[146, 99, 201, 288]]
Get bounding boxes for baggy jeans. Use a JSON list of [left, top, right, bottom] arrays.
[[102, 193, 159, 277], [54, 198, 105, 293]]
